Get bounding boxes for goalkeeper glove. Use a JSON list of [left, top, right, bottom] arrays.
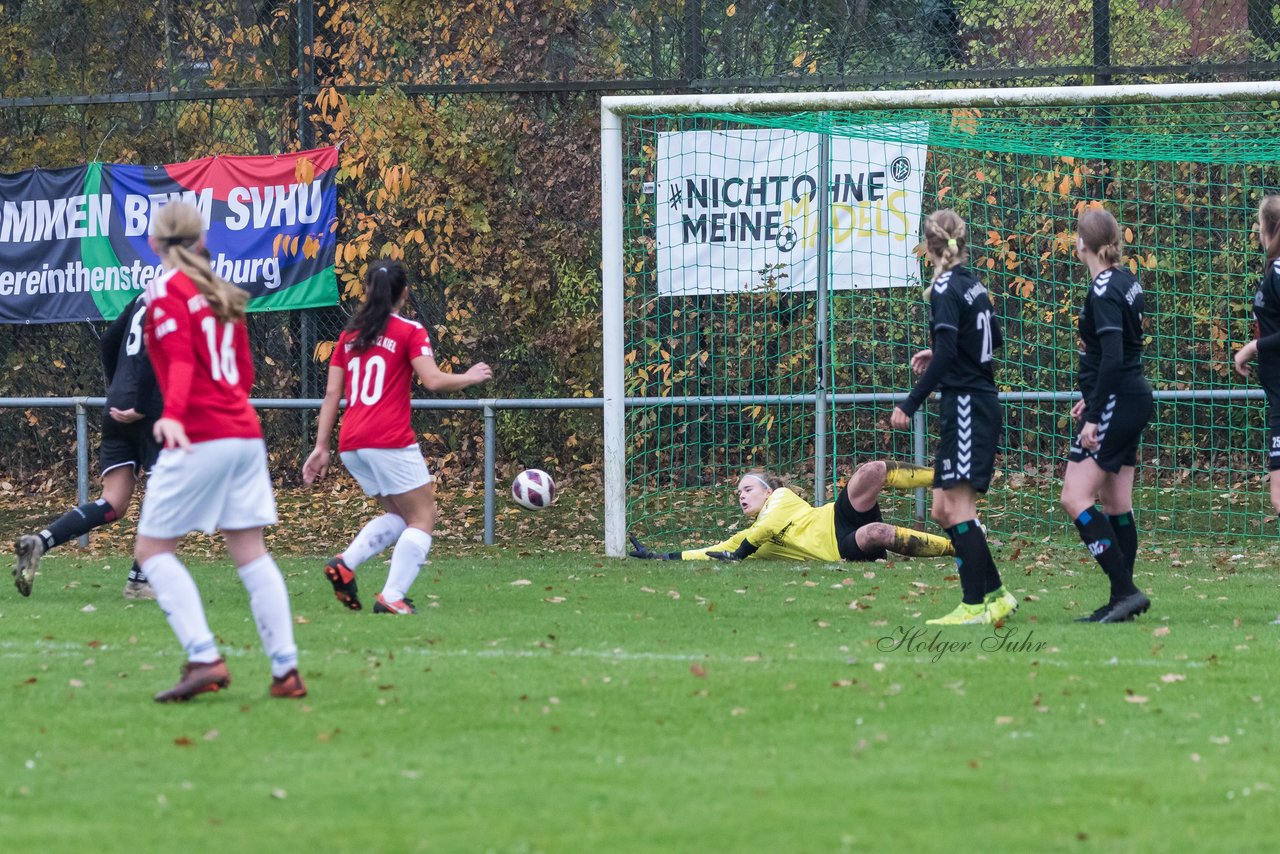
[[706, 540, 758, 561], [629, 534, 679, 560]]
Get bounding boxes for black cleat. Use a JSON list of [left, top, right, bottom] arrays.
[[324, 556, 362, 611], [1075, 601, 1115, 623], [1097, 591, 1151, 624]]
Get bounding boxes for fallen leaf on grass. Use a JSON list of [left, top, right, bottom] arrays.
[[510, 579, 532, 586], [174, 737, 193, 747], [1153, 626, 1171, 637], [1160, 673, 1186, 683], [68, 679, 83, 688], [203, 730, 219, 741], [690, 663, 708, 678], [995, 716, 1014, 725], [1124, 695, 1149, 704]]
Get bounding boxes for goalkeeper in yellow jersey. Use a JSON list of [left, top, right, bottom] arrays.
[[629, 461, 953, 562]]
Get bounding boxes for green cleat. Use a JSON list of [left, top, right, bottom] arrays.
[[984, 586, 1019, 624], [926, 601, 991, 626]]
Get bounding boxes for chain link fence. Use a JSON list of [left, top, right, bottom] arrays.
[[3, 1, 1280, 489]]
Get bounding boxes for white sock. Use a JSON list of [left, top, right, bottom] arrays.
[[141, 553, 219, 663], [237, 554, 299, 677], [382, 528, 432, 603], [341, 513, 407, 569]]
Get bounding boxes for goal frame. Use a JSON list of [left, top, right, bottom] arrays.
[[600, 80, 1280, 557]]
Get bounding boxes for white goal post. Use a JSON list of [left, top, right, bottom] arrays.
[[600, 80, 1280, 557]]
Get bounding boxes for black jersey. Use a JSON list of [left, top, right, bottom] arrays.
[[901, 266, 1002, 416], [1252, 258, 1280, 389], [100, 294, 163, 417], [1077, 266, 1146, 419]]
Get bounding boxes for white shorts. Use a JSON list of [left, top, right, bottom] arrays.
[[138, 438, 278, 538], [340, 445, 433, 497]]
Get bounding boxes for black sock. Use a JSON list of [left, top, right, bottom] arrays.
[[1107, 512, 1137, 574], [39, 499, 118, 550], [127, 561, 146, 584], [947, 520, 998, 605], [1074, 507, 1138, 600]]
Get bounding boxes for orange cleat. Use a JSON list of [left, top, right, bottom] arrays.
[[269, 669, 308, 699], [154, 659, 231, 703], [373, 593, 416, 615], [324, 556, 361, 611]]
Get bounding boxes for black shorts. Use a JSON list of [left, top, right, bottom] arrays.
[[100, 414, 160, 477], [1266, 388, 1280, 472], [1068, 390, 1153, 474], [932, 391, 1000, 493], [833, 487, 886, 562]]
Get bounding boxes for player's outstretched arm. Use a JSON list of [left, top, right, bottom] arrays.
[[412, 354, 493, 393], [303, 365, 345, 485], [628, 534, 681, 560]]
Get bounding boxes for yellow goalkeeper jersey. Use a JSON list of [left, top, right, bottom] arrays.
[[681, 487, 840, 562]]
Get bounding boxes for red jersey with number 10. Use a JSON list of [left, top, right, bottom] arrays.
[[332, 314, 434, 452], [144, 268, 261, 443]]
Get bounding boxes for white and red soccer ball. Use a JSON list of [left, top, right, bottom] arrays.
[[511, 468, 557, 510]]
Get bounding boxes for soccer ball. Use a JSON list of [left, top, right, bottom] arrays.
[[511, 468, 557, 510]]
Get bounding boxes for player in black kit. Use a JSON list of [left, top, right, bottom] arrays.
[[13, 293, 162, 600], [891, 209, 1013, 626], [1234, 195, 1280, 622], [1060, 207, 1153, 624]]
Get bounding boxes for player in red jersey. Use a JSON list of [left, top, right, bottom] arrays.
[[135, 201, 305, 702], [303, 260, 492, 615]]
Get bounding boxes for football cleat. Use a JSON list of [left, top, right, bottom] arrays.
[[13, 534, 45, 597], [269, 669, 308, 699], [1075, 601, 1115, 623], [324, 556, 361, 611], [984, 586, 1019, 624], [926, 601, 992, 626], [154, 659, 231, 703], [1097, 591, 1151, 624], [373, 593, 416, 615], [123, 579, 157, 600]]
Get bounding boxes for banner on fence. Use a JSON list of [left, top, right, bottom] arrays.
[[0, 147, 340, 323], [655, 127, 927, 295]]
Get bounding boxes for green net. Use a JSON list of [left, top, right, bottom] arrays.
[[623, 98, 1280, 548]]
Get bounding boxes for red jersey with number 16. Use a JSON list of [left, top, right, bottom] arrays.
[[144, 268, 262, 443], [332, 314, 434, 452]]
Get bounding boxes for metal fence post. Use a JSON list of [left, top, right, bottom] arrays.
[[483, 402, 496, 546], [75, 400, 89, 546], [814, 129, 831, 505], [912, 408, 926, 522]]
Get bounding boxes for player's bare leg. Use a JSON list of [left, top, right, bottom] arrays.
[[373, 484, 436, 615]]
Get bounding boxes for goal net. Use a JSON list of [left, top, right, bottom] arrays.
[[601, 83, 1280, 556]]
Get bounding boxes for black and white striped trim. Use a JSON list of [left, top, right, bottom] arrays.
[[956, 394, 972, 478]]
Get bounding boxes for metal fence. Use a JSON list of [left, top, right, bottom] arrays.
[[8, 385, 1266, 550], [5, 2, 1280, 528]]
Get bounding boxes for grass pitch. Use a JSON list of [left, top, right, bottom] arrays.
[[2, 544, 1280, 852]]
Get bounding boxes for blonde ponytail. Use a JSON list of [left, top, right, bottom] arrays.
[[1078, 207, 1125, 268], [923, 209, 968, 275], [151, 202, 248, 322], [1259, 195, 1280, 263]]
